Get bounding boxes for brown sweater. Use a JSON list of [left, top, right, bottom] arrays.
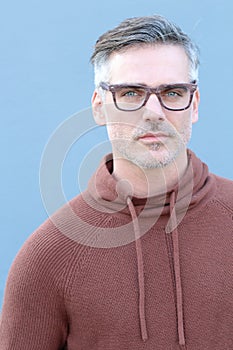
[[1, 150, 233, 350]]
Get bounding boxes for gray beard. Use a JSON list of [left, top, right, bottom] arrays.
[[112, 121, 190, 169]]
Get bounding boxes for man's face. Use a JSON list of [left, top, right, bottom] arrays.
[[92, 45, 199, 169]]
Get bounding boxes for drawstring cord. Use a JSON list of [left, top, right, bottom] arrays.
[[127, 197, 148, 342], [127, 193, 186, 347], [169, 191, 186, 349]]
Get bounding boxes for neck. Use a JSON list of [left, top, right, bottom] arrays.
[[112, 150, 188, 198]]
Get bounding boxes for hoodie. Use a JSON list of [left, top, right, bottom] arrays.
[[0, 150, 233, 350]]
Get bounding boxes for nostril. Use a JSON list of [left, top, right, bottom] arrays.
[[143, 108, 166, 122], [158, 115, 165, 121]]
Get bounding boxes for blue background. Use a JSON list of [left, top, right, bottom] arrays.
[[1, 0, 233, 308]]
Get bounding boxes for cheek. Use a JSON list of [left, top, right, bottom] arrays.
[[177, 117, 193, 143], [106, 123, 135, 141], [165, 112, 193, 142], [104, 106, 139, 139], [166, 111, 192, 131], [106, 124, 118, 140]]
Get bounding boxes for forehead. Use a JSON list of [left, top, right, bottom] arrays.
[[108, 44, 190, 85]]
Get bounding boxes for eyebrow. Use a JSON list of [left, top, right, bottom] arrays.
[[108, 82, 193, 90], [112, 82, 150, 87], [110, 81, 190, 87]]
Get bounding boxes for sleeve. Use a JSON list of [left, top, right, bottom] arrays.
[[0, 227, 70, 350]]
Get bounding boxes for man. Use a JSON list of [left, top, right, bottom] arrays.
[[0, 15, 233, 350]]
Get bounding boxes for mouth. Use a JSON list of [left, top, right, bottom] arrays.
[[137, 132, 168, 144]]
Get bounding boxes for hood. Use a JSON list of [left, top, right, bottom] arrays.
[[88, 149, 214, 214], [85, 149, 216, 348]]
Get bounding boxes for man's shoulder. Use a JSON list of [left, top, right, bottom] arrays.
[[41, 190, 88, 229], [13, 192, 91, 275], [212, 174, 233, 211], [30, 190, 97, 248]]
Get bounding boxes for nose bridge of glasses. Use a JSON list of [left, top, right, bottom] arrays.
[[145, 87, 164, 109]]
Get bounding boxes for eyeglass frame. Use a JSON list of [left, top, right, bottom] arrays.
[[99, 81, 198, 112]]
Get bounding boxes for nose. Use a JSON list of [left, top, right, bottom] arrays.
[[142, 94, 166, 122]]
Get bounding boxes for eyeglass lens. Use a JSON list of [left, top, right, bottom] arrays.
[[114, 85, 192, 111]]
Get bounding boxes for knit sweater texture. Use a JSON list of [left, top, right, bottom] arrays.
[[0, 150, 233, 350]]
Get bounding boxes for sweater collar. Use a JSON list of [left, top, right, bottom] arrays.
[[87, 149, 215, 218]]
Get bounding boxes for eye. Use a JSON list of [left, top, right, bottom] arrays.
[[120, 90, 138, 98], [120, 88, 141, 97], [118, 87, 146, 98], [125, 90, 137, 97], [162, 87, 188, 98], [167, 91, 179, 97]]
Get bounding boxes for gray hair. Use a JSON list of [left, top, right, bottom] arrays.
[[91, 15, 200, 87]]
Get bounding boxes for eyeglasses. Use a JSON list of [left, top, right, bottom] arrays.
[[100, 81, 198, 112]]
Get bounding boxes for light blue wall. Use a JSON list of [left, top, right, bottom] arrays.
[[1, 0, 232, 307]]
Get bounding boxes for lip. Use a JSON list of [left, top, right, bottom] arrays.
[[137, 132, 168, 143]]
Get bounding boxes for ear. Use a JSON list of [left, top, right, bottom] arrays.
[[191, 89, 200, 124], [92, 90, 106, 125]]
